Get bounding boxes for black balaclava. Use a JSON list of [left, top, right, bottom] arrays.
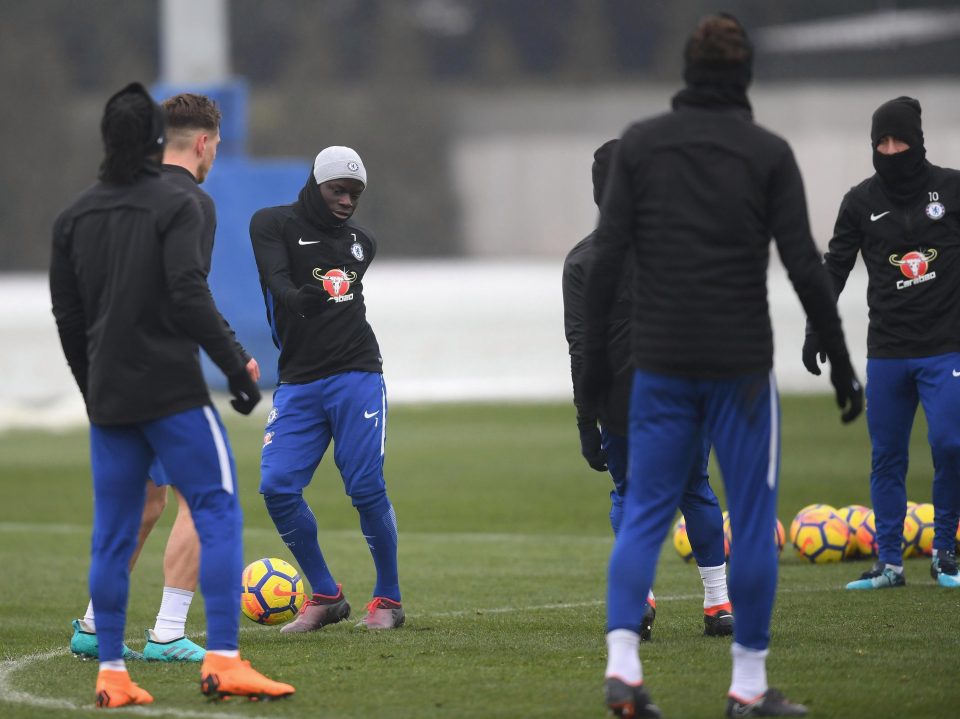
[[592, 139, 619, 207], [296, 170, 345, 230], [870, 96, 929, 200]]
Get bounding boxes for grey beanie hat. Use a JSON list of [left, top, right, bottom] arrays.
[[312, 146, 367, 187]]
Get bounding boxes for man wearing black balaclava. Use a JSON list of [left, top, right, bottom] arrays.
[[803, 97, 960, 597], [582, 14, 862, 718]]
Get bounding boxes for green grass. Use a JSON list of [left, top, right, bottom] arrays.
[[1, 397, 958, 718]]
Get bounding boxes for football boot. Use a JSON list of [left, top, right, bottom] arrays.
[[604, 677, 662, 718], [200, 653, 295, 701], [94, 669, 153, 708], [845, 562, 905, 590], [356, 597, 405, 629], [143, 629, 205, 662], [726, 687, 807, 717], [71, 619, 142, 661], [704, 602, 734, 637], [280, 584, 351, 634]]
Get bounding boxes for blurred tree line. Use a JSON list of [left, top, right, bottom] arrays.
[[1, 0, 958, 269]]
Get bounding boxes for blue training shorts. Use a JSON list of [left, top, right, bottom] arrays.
[[260, 371, 387, 501]]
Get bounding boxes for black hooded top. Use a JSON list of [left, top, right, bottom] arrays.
[[249, 171, 382, 384], [563, 141, 632, 436]]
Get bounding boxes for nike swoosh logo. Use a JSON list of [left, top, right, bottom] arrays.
[[953, 370, 960, 377], [870, 211, 890, 221], [364, 410, 380, 419], [271, 585, 305, 598], [298, 237, 322, 245]]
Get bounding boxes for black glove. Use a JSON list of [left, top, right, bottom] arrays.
[[227, 369, 261, 415], [802, 332, 827, 376], [577, 418, 608, 472], [829, 357, 863, 424], [289, 284, 328, 318]]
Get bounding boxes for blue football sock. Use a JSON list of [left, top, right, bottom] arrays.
[[357, 495, 401, 602], [263, 493, 339, 597]]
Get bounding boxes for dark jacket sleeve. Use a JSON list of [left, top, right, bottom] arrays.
[[822, 193, 862, 297], [163, 197, 246, 377], [767, 144, 849, 357], [49, 213, 89, 400], [250, 209, 298, 312], [562, 242, 595, 423]]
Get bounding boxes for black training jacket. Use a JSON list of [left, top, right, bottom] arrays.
[[563, 234, 632, 436], [823, 165, 960, 358], [586, 88, 845, 378], [162, 164, 249, 364], [249, 204, 382, 384], [50, 166, 248, 425]]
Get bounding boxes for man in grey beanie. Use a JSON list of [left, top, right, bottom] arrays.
[[250, 146, 405, 633]]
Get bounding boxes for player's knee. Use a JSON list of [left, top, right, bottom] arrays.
[[140, 487, 168, 530], [352, 490, 390, 516], [930, 433, 960, 463], [263, 492, 303, 522]]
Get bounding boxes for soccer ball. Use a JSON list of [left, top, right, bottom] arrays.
[[904, 502, 934, 557], [775, 518, 786, 555], [855, 509, 878, 557], [796, 503, 837, 519], [836, 504, 870, 559], [673, 516, 694, 562], [792, 508, 849, 563], [240, 557, 306, 625], [790, 504, 838, 546]]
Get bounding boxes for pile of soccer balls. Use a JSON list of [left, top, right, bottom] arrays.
[[673, 502, 955, 564]]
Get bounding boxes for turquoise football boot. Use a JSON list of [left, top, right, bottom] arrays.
[[70, 619, 143, 660], [142, 630, 205, 662], [931, 549, 960, 588], [845, 562, 906, 590]]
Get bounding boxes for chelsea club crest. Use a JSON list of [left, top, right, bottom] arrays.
[[351, 241, 364, 260], [925, 201, 945, 220]]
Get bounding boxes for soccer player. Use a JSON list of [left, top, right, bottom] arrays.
[[563, 139, 733, 641], [802, 97, 960, 591], [250, 146, 403, 631], [582, 16, 863, 718], [51, 82, 293, 707], [69, 92, 259, 664]]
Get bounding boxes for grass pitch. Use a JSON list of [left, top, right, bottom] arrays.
[[1, 397, 958, 718]]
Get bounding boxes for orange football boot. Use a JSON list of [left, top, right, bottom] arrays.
[[200, 653, 295, 701], [94, 669, 153, 708]]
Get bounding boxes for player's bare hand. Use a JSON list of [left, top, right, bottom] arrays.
[[246, 357, 261, 382]]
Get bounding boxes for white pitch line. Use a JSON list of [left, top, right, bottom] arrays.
[[0, 649, 280, 718]]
